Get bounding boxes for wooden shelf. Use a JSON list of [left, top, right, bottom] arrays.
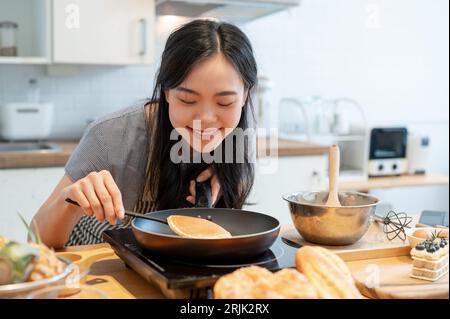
[[257, 138, 329, 157], [0, 57, 50, 64], [339, 174, 449, 192]]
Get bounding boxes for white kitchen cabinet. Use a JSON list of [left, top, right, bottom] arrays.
[[0, 0, 155, 65], [53, 0, 155, 65], [244, 155, 327, 225], [0, 167, 64, 242], [0, 0, 51, 64]]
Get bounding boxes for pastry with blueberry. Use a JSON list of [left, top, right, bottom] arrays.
[[410, 231, 449, 281]]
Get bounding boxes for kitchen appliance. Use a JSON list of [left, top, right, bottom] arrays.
[[103, 228, 297, 299], [368, 127, 408, 176], [0, 102, 53, 141], [156, 0, 300, 24], [0, 21, 18, 56], [407, 133, 430, 175]]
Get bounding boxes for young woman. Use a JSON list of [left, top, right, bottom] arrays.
[[32, 19, 258, 248]]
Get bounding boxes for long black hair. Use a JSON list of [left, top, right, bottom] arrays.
[[142, 19, 258, 210]]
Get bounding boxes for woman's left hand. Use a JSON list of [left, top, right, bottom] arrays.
[[187, 167, 222, 206]]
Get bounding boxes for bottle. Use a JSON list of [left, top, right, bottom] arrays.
[[255, 75, 273, 136], [0, 21, 18, 56], [27, 78, 40, 104], [312, 96, 328, 135]]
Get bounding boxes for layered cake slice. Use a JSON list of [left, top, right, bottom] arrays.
[[410, 238, 449, 282]]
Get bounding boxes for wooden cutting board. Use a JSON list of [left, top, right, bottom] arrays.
[[281, 223, 449, 299], [348, 256, 449, 299], [281, 222, 411, 262]]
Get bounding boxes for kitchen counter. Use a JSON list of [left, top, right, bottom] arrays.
[[55, 223, 448, 299], [57, 243, 165, 299], [339, 174, 449, 192], [0, 138, 329, 169], [257, 137, 329, 157], [0, 142, 77, 169]]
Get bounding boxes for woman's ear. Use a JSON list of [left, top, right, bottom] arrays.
[[164, 90, 170, 104], [242, 90, 249, 107]]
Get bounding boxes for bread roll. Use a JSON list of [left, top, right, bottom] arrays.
[[214, 266, 272, 299], [437, 228, 449, 239], [413, 228, 432, 240], [295, 246, 362, 299], [214, 266, 318, 299], [268, 268, 318, 299]]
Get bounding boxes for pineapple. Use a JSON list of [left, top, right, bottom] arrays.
[[0, 241, 38, 285], [27, 242, 65, 281], [0, 213, 65, 285], [0, 236, 8, 249]]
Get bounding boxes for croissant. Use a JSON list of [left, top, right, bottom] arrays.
[[295, 246, 362, 299]]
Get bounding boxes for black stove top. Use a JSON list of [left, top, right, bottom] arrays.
[[103, 229, 297, 298]]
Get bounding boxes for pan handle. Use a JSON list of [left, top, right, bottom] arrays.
[[195, 181, 212, 208]]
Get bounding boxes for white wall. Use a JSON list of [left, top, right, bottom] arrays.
[[0, 64, 158, 138], [242, 0, 449, 215], [243, 0, 449, 124]]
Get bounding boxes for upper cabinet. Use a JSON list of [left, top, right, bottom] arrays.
[[0, 0, 51, 64], [1, 0, 297, 65], [0, 0, 155, 65], [53, 0, 155, 65]]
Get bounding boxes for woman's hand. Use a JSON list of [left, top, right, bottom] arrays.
[[186, 167, 222, 206], [61, 170, 125, 225]]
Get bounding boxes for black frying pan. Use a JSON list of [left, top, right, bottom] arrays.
[[131, 182, 280, 262], [66, 183, 280, 262]]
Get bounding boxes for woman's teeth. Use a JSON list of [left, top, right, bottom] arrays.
[[192, 128, 219, 141]]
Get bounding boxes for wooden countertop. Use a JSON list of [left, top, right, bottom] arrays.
[[257, 138, 329, 157], [339, 174, 449, 192], [0, 142, 77, 169], [0, 138, 329, 169], [55, 223, 448, 299], [57, 243, 165, 299]]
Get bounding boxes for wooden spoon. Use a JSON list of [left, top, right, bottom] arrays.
[[325, 144, 342, 207], [64, 198, 232, 239]]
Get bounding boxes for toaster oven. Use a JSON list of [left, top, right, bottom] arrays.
[[368, 127, 408, 176]]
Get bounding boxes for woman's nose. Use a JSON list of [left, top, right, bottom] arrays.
[[197, 104, 218, 124]]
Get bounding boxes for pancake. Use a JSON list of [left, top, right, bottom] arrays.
[[167, 215, 232, 239]]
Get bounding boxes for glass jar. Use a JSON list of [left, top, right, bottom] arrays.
[[0, 21, 18, 56]]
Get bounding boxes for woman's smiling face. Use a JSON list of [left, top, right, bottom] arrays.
[[166, 53, 247, 153]]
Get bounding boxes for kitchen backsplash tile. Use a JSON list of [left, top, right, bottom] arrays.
[[0, 63, 158, 139]]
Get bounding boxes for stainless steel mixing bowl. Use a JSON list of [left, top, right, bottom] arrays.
[[282, 191, 380, 245]]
